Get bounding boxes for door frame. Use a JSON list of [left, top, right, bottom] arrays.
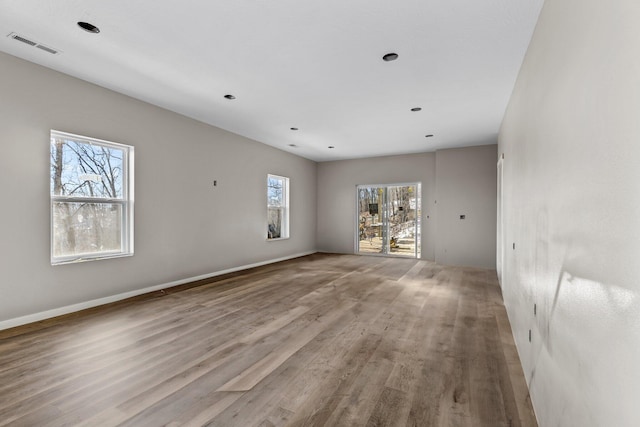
[[355, 182, 421, 259], [497, 155, 504, 287]]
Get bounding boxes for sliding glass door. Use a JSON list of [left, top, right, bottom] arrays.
[[357, 183, 421, 258]]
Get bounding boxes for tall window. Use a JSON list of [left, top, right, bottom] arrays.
[[267, 174, 289, 240], [50, 130, 134, 264]]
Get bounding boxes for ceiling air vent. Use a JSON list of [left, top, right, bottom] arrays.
[[9, 33, 37, 46], [7, 32, 61, 54], [35, 44, 58, 54]]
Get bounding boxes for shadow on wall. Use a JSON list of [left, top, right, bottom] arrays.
[[528, 246, 639, 425]]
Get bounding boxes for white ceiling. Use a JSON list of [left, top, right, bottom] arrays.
[[0, 0, 543, 162]]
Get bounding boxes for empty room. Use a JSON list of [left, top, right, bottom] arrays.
[[1, 0, 639, 426]]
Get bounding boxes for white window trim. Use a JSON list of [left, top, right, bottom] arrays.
[[50, 130, 134, 265], [267, 174, 290, 241]]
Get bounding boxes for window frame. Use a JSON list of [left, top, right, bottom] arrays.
[[266, 174, 290, 240], [50, 130, 134, 265]]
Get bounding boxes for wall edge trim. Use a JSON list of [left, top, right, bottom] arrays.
[[0, 250, 317, 331]]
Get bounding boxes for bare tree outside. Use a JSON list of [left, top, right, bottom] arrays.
[[357, 184, 420, 257], [50, 132, 132, 263], [267, 175, 288, 239]]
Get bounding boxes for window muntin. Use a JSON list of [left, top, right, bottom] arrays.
[[50, 130, 134, 264], [267, 174, 289, 240]]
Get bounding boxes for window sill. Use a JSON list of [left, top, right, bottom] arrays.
[[51, 252, 133, 266], [266, 237, 290, 242]]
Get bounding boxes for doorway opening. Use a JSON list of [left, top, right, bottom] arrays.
[[497, 156, 504, 287], [356, 183, 421, 258]]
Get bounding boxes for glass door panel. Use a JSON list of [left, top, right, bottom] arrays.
[[357, 186, 384, 254], [387, 185, 418, 257], [357, 183, 421, 258]]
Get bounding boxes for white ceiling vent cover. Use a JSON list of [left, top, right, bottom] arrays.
[[7, 32, 61, 54]]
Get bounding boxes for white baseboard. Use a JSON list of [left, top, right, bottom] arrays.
[[0, 251, 317, 332]]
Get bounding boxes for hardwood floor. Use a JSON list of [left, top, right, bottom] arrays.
[[0, 253, 537, 426]]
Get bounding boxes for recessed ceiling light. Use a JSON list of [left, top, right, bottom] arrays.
[[425, 134, 434, 138], [224, 94, 236, 100], [328, 146, 335, 149], [382, 53, 398, 62], [290, 127, 298, 131], [77, 22, 100, 33], [411, 107, 422, 112]]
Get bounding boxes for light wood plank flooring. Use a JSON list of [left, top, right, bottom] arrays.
[[0, 253, 537, 426]]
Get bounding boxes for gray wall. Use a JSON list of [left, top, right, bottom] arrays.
[[317, 153, 437, 260], [0, 52, 317, 325], [499, 0, 640, 425], [317, 146, 497, 268], [435, 145, 497, 268]]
